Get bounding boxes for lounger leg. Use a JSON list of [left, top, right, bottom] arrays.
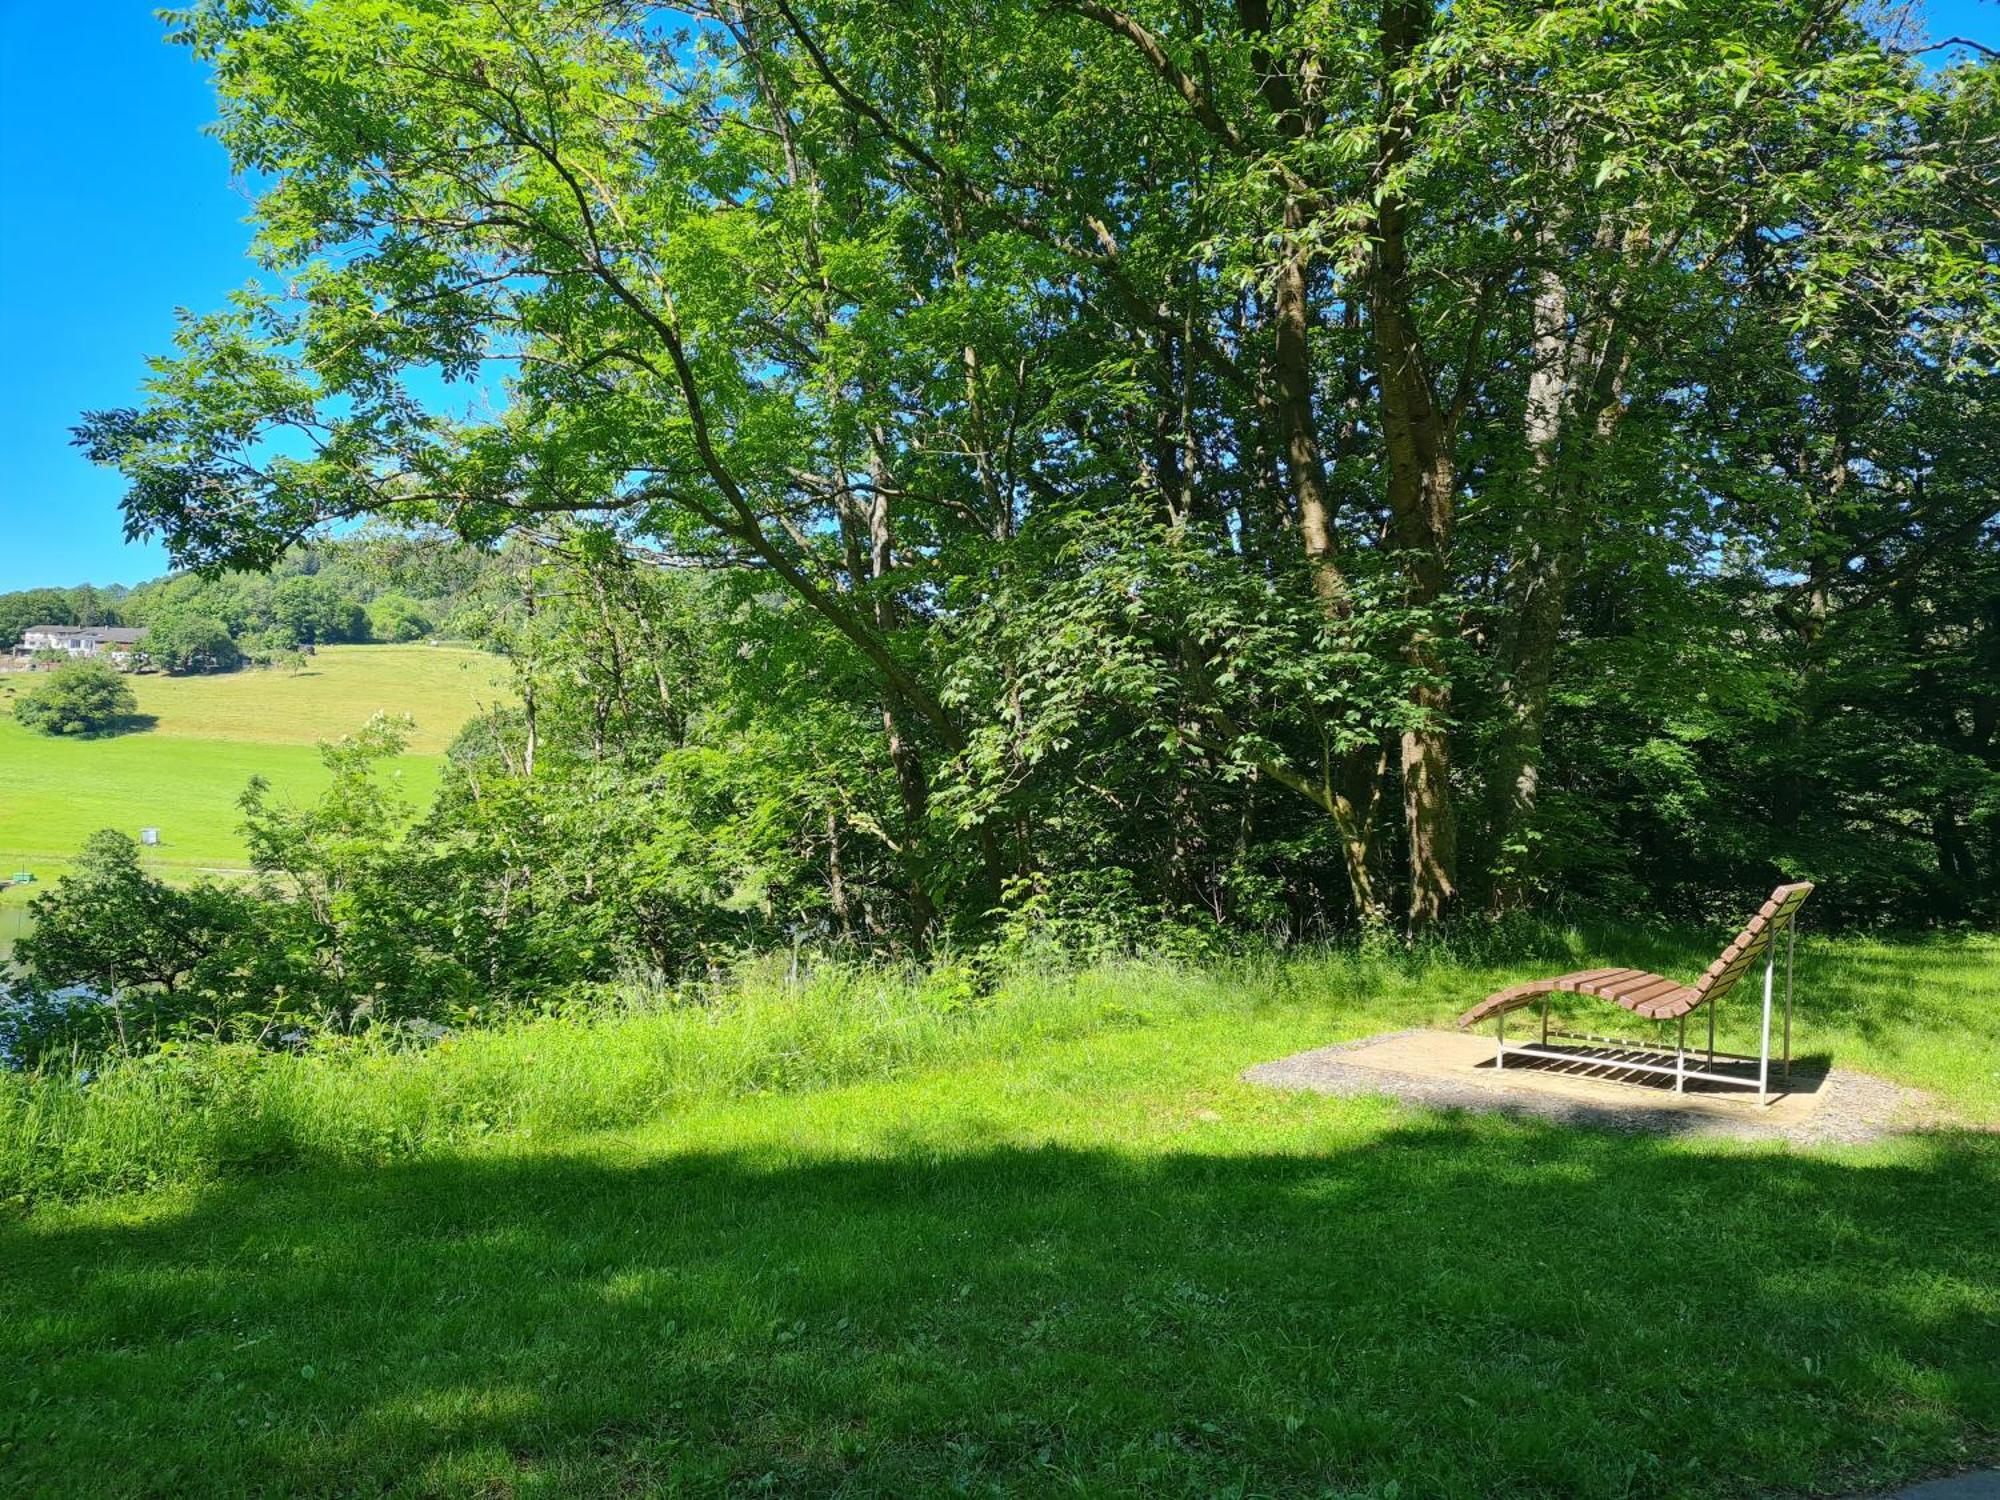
[[1782, 922, 1795, 1083], [1540, 993, 1550, 1046], [1707, 994, 1716, 1066], [1759, 947, 1775, 1106], [1496, 1007, 1505, 1070], [1676, 1015, 1686, 1093]]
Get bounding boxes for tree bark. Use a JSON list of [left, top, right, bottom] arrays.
[[1485, 257, 1578, 907], [1272, 206, 1350, 612], [1371, 0, 1458, 932], [1485, 217, 1637, 908]]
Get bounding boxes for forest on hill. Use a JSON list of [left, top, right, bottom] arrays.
[[7, 0, 1994, 1057], [0, 534, 507, 670]]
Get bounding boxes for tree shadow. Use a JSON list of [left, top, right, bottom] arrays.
[[5, 1119, 1996, 1496], [36, 711, 162, 739]]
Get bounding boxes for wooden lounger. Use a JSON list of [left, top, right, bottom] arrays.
[[1459, 881, 1815, 1099]]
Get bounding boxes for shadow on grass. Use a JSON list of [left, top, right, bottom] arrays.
[[24, 712, 162, 740], [5, 1118, 1996, 1497]]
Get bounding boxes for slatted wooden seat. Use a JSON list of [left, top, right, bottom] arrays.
[[1457, 882, 1815, 1099], [1458, 882, 1813, 1031]]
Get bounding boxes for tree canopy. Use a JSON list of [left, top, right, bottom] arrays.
[[75, 0, 1999, 943]]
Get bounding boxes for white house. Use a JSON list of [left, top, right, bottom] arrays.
[[18, 625, 149, 658]]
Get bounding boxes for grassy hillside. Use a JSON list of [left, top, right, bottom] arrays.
[[116, 643, 508, 754], [0, 645, 505, 887], [2, 934, 1996, 1496]]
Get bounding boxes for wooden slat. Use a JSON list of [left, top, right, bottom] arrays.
[[1563, 967, 1641, 993], [1552, 970, 1607, 992], [1705, 952, 1760, 986], [1641, 989, 1700, 1019], [1458, 882, 1813, 1034], [1457, 980, 1559, 1027], [1610, 976, 1682, 1006]]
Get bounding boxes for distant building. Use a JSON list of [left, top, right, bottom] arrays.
[[18, 625, 149, 659]]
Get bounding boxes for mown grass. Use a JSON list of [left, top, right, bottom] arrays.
[[0, 728, 444, 874], [115, 644, 508, 753], [0, 645, 504, 885], [2, 929, 1996, 1496]]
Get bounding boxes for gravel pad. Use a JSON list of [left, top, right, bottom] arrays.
[[1244, 1028, 1940, 1145]]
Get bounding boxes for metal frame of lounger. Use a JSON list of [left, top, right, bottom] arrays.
[[1491, 908, 1801, 1106]]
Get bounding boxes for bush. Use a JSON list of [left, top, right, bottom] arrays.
[[145, 611, 241, 673], [366, 592, 434, 642], [11, 659, 138, 736], [4, 831, 266, 1065]]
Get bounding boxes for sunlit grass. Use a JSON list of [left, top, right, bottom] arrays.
[[0, 645, 502, 885], [117, 643, 509, 752], [5, 929, 1994, 1206], [3, 931, 1994, 1496]]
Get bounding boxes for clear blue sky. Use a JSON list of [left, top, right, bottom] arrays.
[[0, 1, 1992, 594], [0, 4, 255, 592]]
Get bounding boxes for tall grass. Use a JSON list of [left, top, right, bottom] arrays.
[[0, 941, 1511, 1205], [4, 923, 1994, 1206]]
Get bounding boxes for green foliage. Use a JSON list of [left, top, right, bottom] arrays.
[[143, 609, 241, 673], [6, 731, 455, 1060], [11, 659, 139, 736], [59, 0, 2000, 950], [5, 831, 257, 1063], [364, 590, 432, 642], [270, 573, 365, 647]]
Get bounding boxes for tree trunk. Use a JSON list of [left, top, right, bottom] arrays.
[[1271, 206, 1349, 611], [1334, 746, 1391, 930], [1369, 1, 1458, 930], [1486, 537, 1569, 906], [826, 807, 853, 940], [1485, 257, 1578, 907], [1485, 222, 1636, 908]]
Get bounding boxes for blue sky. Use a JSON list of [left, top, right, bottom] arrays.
[[0, 4, 253, 592], [0, 1, 1993, 594]]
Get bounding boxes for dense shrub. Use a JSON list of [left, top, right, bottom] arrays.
[[11, 659, 138, 736], [365, 591, 434, 642]]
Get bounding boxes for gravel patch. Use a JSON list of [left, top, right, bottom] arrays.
[[1244, 1028, 1940, 1145]]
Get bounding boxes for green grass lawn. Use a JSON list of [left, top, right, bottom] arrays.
[[0, 645, 505, 885], [115, 644, 508, 754], [3, 933, 1995, 1497]]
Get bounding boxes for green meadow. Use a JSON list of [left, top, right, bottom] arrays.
[[0, 645, 506, 882], [3, 932, 1996, 1497]]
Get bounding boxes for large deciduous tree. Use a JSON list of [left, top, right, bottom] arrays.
[[79, 0, 1996, 937]]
